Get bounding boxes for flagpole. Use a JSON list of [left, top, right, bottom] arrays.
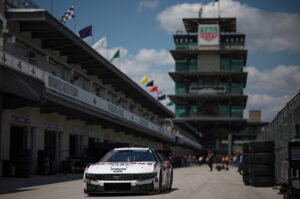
[[106, 46, 108, 60], [218, 0, 220, 18], [73, 5, 76, 32], [119, 50, 121, 68], [50, 0, 53, 15]]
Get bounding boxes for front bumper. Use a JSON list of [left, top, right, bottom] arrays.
[[84, 181, 155, 193]]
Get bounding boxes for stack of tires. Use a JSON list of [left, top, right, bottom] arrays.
[[242, 142, 275, 187], [242, 143, 251, 185]]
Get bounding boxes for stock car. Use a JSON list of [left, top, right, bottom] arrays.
[[83, 147, 173, 194]]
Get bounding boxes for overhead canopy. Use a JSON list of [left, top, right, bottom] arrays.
[[183, 18, 236, 33], [6, 9, 174, 118]]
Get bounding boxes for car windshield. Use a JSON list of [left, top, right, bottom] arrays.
[[100, 150, 156, 162]]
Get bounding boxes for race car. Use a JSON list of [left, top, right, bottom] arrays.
[[83, 147, 173, 194]]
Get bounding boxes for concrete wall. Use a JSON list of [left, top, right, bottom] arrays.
[[249, 110, 261, 122], [197, 54, 220, 72]]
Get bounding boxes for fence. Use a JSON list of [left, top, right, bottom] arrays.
[[256, 91, 300, 182]]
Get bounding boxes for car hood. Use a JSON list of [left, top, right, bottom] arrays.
[[87, 162, 156, 174]]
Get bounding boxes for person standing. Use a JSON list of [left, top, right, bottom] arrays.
[[207, 150, 214, 171]]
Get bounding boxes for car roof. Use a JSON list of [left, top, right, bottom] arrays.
[[113, 147, 150, 151]]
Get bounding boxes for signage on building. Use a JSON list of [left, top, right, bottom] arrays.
[[198, 24, 219, 46], [45, 122, 58, 130], [11, 115, 30, 125], [70, 127, 80, 134]]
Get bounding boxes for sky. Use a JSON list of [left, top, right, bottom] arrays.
[[36, 0, 300, 122]]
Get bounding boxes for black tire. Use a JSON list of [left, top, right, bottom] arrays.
[[250, 165, 274, 176], [250, 153, 274, 165], [242, 164, 251, 175], [159, 171, 162, 192], [243, 175, 251, 186], [243, 143, 250, 153], [243, 153, 252, 164], [252, 176, 274, 187], [168, 170, 173, 190], [249, 142, 274, 153]]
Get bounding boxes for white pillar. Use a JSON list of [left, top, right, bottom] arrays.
[[32, 127, 44, 173]]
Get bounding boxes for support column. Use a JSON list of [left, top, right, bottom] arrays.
[[216, 139, 220, 149], [0, 92, 3, 176], [60, 130, 69, 162], [0, 0, 6, 16], [228, 133, 233, 156], [32, 127, 44, 173]]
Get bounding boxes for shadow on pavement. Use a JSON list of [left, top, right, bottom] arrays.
[[0, 173, 83, 194], [86, 188, 179, 197]]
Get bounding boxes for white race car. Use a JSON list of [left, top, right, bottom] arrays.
[[83, 147, 173, 194]]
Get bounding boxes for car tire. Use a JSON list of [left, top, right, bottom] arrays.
[[249, 142, 274, 153], [250, 165, 274, 176], [252, 176, 274, 187], [168, 170, 173, 190], [243, 153, 252, 164], [242, 164, 251, 175], [251, 153, 274, 165], [159, 171, 163, 192], [243, 175, 251, 186]]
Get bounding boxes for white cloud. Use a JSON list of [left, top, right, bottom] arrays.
[[137, 0, 159, 12], [156, 0, 300, 52], [245, 94, 292, 121], [95, 46, 174, 98], [245, 65, 300, 95], [244, 65, 300, 121]]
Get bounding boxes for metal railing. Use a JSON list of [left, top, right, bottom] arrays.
[[6, 0, 39, 9], [0, 50, 202, 149]]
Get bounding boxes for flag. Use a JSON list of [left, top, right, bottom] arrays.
[[167, 101, 174, 106], [145, 80, 154, 87], [141, 76, 148, 84], [61, 5, 74, 24], [78, 25, 93, 39], [110, 49, 120, 62], [212, 0, 219, 6], [158, 92, 166, 101], [149, 86, 158, 92], [92, 36, 107, 49]]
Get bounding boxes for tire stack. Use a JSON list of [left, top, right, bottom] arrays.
[[242, 143, 251, 185], [242, 142, 275, 187]]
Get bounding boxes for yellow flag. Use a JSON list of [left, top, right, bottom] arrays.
[[141, 75, 148, 84]]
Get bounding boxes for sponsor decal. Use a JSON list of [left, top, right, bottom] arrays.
[[154, 163, 160, 169], [198, 24, 219, 46], [110, 168, 127, 173], [200, 26, 217, 41]]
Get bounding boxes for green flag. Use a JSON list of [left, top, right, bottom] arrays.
[[167, 101, 174, 106], [110, 49, 120, 62]]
